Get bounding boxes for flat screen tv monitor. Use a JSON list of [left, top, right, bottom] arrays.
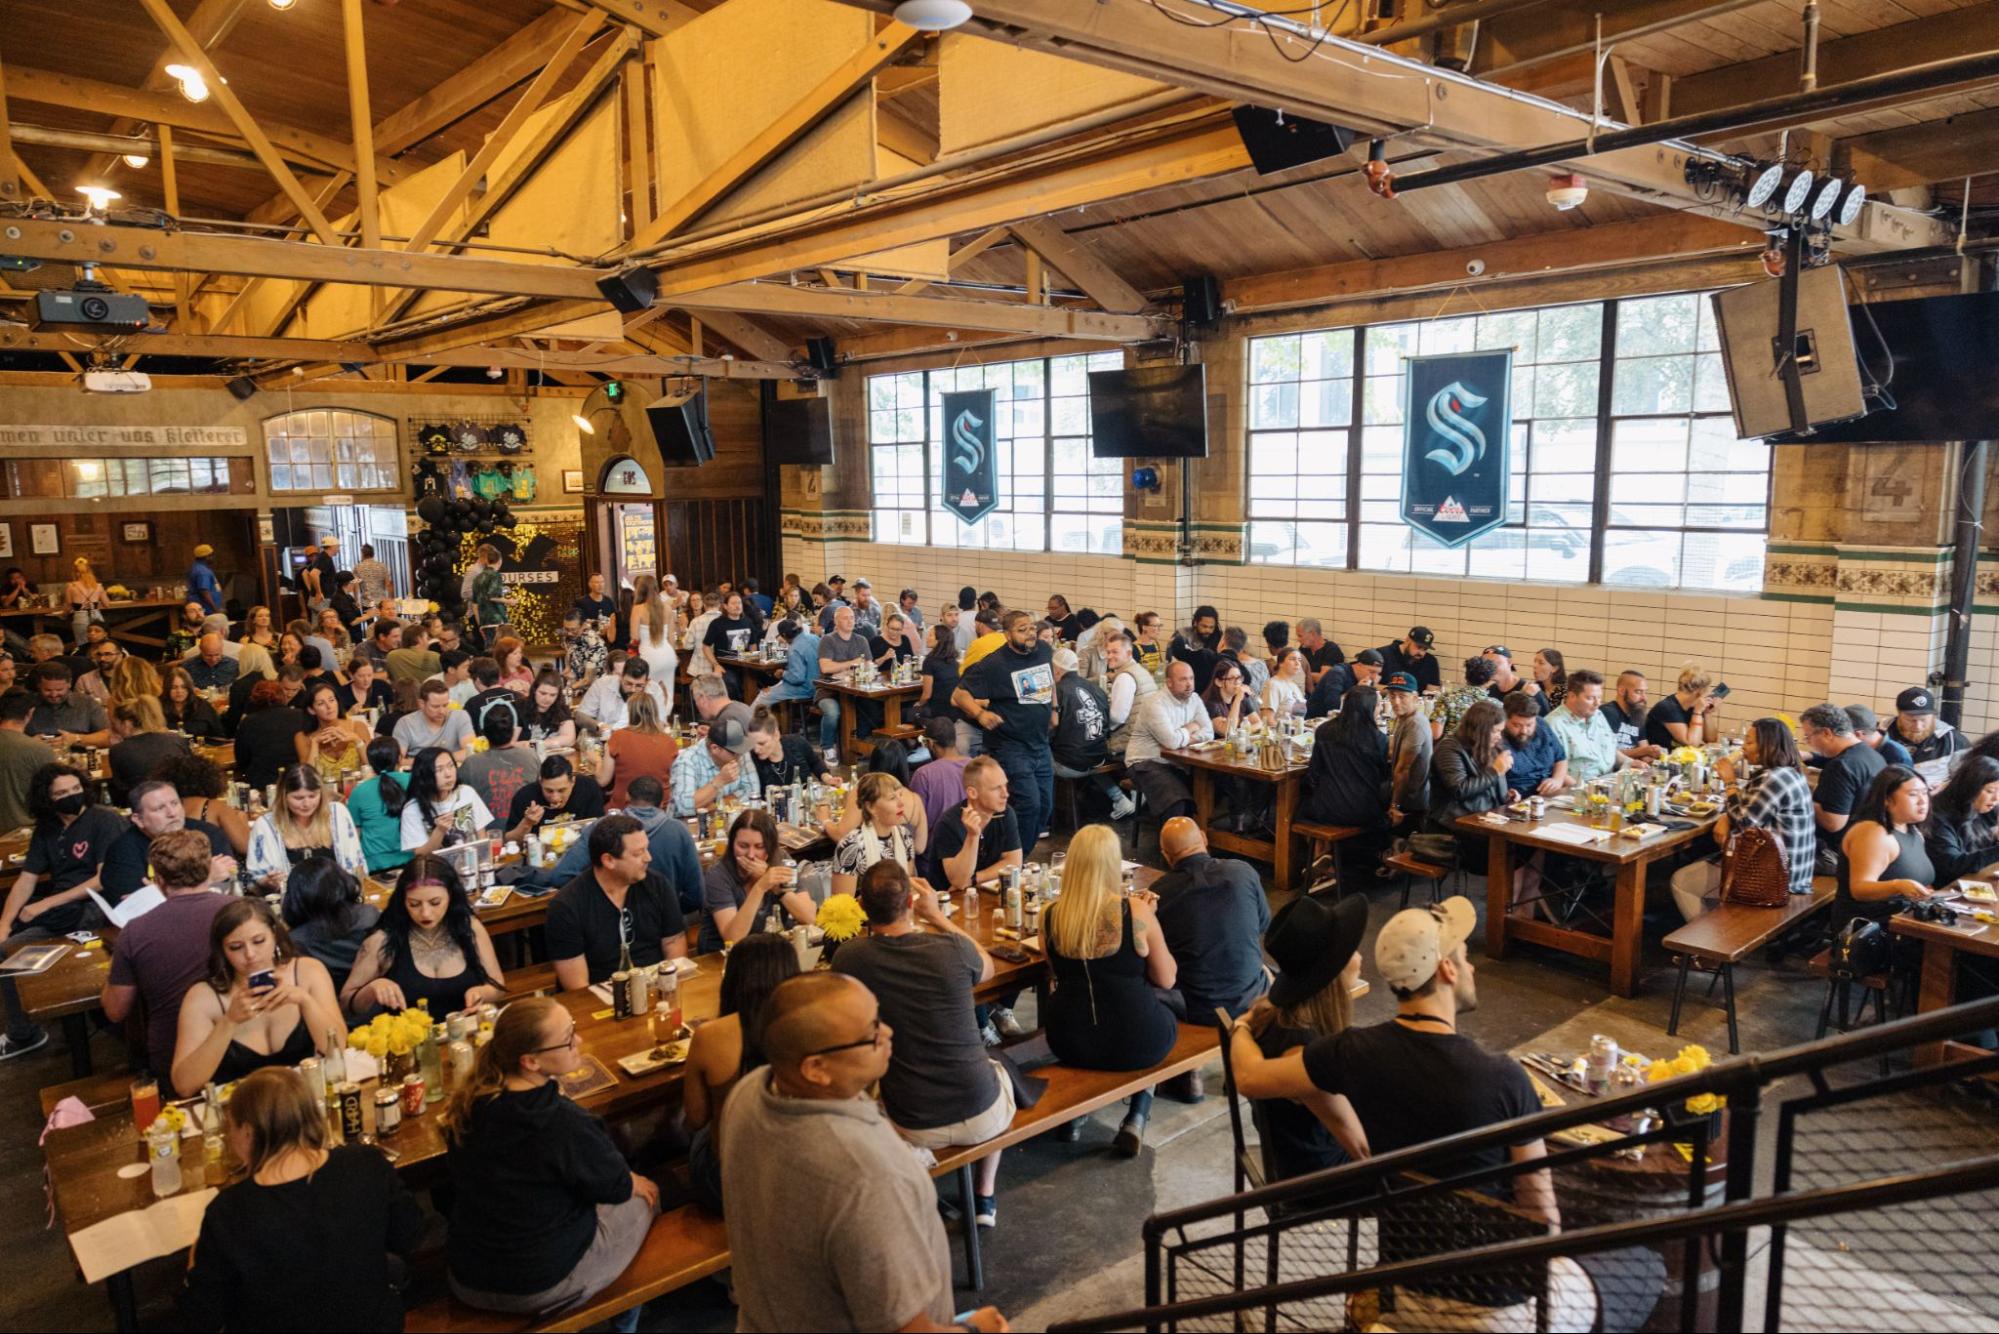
[[1088, 364, 1209, 459], [765, 394, 835, 466], [647, 391, 714, 466]]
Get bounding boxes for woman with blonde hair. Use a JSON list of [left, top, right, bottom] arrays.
[[246, 764, 366, 890], [626, 573, 679, 714], [107, 655, 162, 709], [180, 1066, 424, 1331], [107, 694, 190, 805], [439, 997, 658, 1323], [831, 771, 926, 894], [1643, 664, 1720, 750], [1043, 824, 1178, 1156], [65, 556, 106, 647], [598, 689, 678, 807]]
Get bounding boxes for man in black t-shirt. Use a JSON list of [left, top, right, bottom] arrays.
[[462, 658, 520, 742], [573, 571, 622, 649], [1802, 702, 1888, 871], [0, 766, 125, 1057], [1225, 897, 1588, 1323], [100, 781, 235, 901], [546, 815, 687, 988], [952, 610, 1055, 850], [925, 757, 1024, 891], [703, 591, 759, 700], [1169, 606, 1225, 694], [1293, 617, 1345, 687], [1599, 670, 1663, 763], [1374, 626, 1441, 694], [506, 754, 607, 841], [1048, 650, 1132, 820]]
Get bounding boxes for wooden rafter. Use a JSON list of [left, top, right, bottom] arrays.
[[342, 0, 381, 252], [134, 0, 341, 245], [897, 227, 1009, 296], [631, 21, 923, 247], [157, 126, 191, 331], [88, 0, 250, 184], [211, 173, 351, 336], [677, 309, 792, 362], [0, 40, 18, 203], [402, 11, 602, 254], [622, 60, 654, 234], [670, 282, 1169, 339], [1838, 108, 1999, 190], [372, 8, 582, 156], [1008, 217, 1150, 314]]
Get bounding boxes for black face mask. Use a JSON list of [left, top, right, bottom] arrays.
[[53, 792, 88, 817]]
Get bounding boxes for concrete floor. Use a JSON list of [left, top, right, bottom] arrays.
[[0, 844, 1931, 1332]]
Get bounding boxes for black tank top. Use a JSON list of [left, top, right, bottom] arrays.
[[212, 963, 318, 1083], [384, 932, 482, 1015]]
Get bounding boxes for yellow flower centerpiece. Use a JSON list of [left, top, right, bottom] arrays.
[[348, 1008, 434, 1080], [1667, 745, 1705, 769], [817, 893, 867, 943], [1645, 1043, 1725, 1116]]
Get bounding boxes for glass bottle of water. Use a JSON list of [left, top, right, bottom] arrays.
[[147, 1122, 181, 1198]]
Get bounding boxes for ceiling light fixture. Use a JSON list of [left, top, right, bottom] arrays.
[[571, 413, 596, 435], [1741, 160, 1785, 210], [1803, 174, 1842, 222], [165, 64, 210, 103], [1774, 166, 1815, 215], [76, 185, 122, 215], [122, 137, 151, 169], [268, 0, 297, 9], [1832, 179, 1867, 227], [891, 0, 972, 31]]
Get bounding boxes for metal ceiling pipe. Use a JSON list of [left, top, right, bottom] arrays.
[[9, 124, 259, 170], [1389, 46, 1999, 193], [1354, 0, 1551, 47]]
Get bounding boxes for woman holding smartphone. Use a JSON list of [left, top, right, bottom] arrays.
[[171, 898, 343, 1096]]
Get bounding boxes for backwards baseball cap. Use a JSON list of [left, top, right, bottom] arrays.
[[1375, 896, 1477, 993], [1896, 687, 1937, 716], [852, 578, 872, 589], [1409, 626, 1435, 649], [1051, 648, 1080, 672], [1354, 648, 1384, 668], [1844, 704, 1880, 734], [709, 717, 752, 755], [1382, 671, 1420, 694], [1483, 645, 1512, 660], [828, 574, 847, 585]]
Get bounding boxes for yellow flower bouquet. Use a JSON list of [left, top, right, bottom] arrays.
[[817, 893, 867, 943], [1668, 745, 1705, 768], [1645, 1043, 1725, 1116], [349, 1008, 435, 1077]]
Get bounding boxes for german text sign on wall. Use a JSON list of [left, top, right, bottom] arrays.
[[0, 424, 249, 449], [940, 389, 999, 526], [1400, 351, 1513, 549]]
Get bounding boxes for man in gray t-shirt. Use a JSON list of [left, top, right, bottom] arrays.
[[721, 973, 1004, 1334], [392, 682, 474, 758], [815, 606, 877, 753]]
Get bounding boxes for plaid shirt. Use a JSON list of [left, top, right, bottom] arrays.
[[669, 741, 762, 817], [1725, 765, 1818, 896]]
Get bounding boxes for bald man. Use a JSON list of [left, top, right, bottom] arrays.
[[1152, 817, 1271, 1090], [720, 974, 1007, 1334], [185, 634, 240, 692]]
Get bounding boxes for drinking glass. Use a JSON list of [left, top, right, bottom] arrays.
[[129, 1077, 161, 1136]]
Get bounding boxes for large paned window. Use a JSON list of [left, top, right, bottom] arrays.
[[1245, 291, 1771, 592], [866, 351, 1124, 553], [263, 408, 399, 493]]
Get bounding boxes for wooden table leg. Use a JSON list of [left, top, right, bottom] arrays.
[[1190, 767, 1216, 828], [884, 695, 903, 731], [1913, 937, 1957, 1068], [1484, 833, 1513, 959], [1272, 778, 1298, 892], [1609, 859, 1647, 998], [839, 691, 857, 763]]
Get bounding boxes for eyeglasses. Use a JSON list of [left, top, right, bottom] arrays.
[[533, 1027, 581, 1054], [806, 1018, 884, 1058]]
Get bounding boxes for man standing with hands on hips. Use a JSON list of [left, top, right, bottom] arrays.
[[952, 609, 1056, 853]]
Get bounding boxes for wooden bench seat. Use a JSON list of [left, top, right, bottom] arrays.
[[403, 1203, 729, 1334], [502, 962, 559, 998], [1055, 759, 1127, 831], [39, 1069, 137, 1120], [1383, 851, 1453, 909], [1664, 877, 1835, 1053], [1808, 944, 1894, 1042], [1293, 821, 1364, 868]]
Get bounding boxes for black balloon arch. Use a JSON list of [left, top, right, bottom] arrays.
[[412, 491, 518, 613]]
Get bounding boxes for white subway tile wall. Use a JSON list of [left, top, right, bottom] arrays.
[[779, 536, 1986, 733]]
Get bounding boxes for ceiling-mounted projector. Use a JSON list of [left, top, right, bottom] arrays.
[[35, 284, 150, 333], [82, 369, 152, 394]]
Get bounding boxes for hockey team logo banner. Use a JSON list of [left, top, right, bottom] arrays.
[[1400, 350, 1512, 548], [941, 388, 999, 525]]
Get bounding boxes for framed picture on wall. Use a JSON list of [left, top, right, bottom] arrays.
[[0, 525, 13, 559], [562, 470, 584, 494], [29, 524, 57, 556], [121, 521, 151, 544]]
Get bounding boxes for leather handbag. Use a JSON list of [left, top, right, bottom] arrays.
[[1719, 825, 1791, 907], [1829, 917, 1890, 982]]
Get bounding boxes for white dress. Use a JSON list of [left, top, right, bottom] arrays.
[[628, 607, 680, 714]]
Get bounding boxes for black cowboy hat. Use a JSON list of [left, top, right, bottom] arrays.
[[1266, 890, 1369, 1010]]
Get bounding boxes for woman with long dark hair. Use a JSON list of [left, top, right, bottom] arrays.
[[1300, 686, 1391, 877], [916, 621, 960, 726], [281, 859, 380, 993], [519, 669, 576, 750], [1429, 699, 1510, 831], [398, 746, 494, 854], [171, 898, 343, 1095], [1669, 717, 1817, 920], [1837, 765, 1936, 934], [339, 854, 504, 1017], [346, 736, 411, 876], [439, 998, 657, 1323], [295, 679, 371, 781], [1532, 648, 1569, 709], [160, 665, 226, 741], [683, 933, 800, 1213], [699, 809, 818, 952], [1926, 755, 1999, 884]]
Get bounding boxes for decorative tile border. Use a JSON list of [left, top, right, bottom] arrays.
[[781, 507, 870, 543], [1124, 521, 1180, 565]]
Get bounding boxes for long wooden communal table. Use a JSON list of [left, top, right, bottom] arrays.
[[0, 598, 186, 654], [818, 675, 921, 761], [1159, 742, 1310, 891], [716, 651, 795, 729], [1890, 875, 1999, 1069], [1456, 803, 1718, 998], [40, 868, 1096, 1329]]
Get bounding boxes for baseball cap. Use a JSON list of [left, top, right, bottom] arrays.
[[829, 574, 847, 585], [709, 717, 752, 755], [1409, 626, 1435, 649], [853, 578, 872, 590], [1375, 896, 1477, 992], [1483, 645, 1512, 660], [1051, 648, 1080, 672], [1844, 704, 1879, 734], [1382, 672, 1419, 694], [1354, 648, 1384, 668], [1896, 687, 1936, 716], [192, 544, 214, 558]]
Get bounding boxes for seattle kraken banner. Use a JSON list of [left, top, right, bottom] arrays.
[[1400, 350, 1513, 549], [940, 388, 1000, 525]]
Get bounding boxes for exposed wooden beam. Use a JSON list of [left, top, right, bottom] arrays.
[[876, 103, 939, 165], [1224, 212, 1764, 314], [1606, 56, 1642, 127], [212, 173, 351, 336], [1671, 0, 1999, 118], [672, 282, 1170, 339], [566, 0, 705, 39], [841, 326, 1038, 361], [87, 0, 250, 184], [897, 226, 1009, 296], [622, 60, 654, 234], [341, 0, 381, 253], [134, 0, 341, 244], [1838, 107, 1999, 190], [5, 66, 412, 189], [828, 0, 1946, 252], [678, 310, 794, 362], [372, 8, 581, 156], [4, 217, 608, 303], [157, 125, 191, 331], [1008, 217, 1150, 313], [403, 12, 602, 254], [1022, 248, 1045, 305], [0, 42, 19, 204], [1474, 0, 1756, 79], [635, 21, 922, 246]]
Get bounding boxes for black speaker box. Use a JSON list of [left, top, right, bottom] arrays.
[[1230, 105, 1356, 176], [1181, 275, 1222, 329], [806, 336, 840, 378], [648, 392, 715, 466], [596, 267, 659, 314], [226, 376, 258, 401]]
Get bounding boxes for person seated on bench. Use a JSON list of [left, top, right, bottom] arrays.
[[171, 898, 345, 1096], [1043, 825, 1178, 1157], [685, 933, 799, 1214], [1924, 754, 1999, 884], [1235, 890, 1371, 1183], [1838, 766, 1937, 983], [1150, 816, 1270, 1102], [1051, 649, 1132, 820], [547, 815, 689, 989], [701, 809, 818, 952], [180, 1066, 425, 1333], [103, 829, 235, 1076], [831, 860, 1012, 1230], [1226, 898, 1601, 1331], [340, 856, 507, 1019], [441, 997, 661, 1330], [721, 973, 1007, 1334], [1669, 717, 1818, 921], [1299, 684, 1391, 880], [1124, 660, 1214, 823], [832, 772, 926, 896]]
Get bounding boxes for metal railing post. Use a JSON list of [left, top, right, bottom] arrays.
[[1714, 1079, 1763, 1333]]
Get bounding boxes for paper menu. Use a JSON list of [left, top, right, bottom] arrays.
[[69, 1188, 217, 1284], [86, 884, 165, 930]]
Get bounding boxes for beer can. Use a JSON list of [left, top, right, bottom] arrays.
[[446, 1011, 475, 1042], [337, 1081, 366, 1141], [611, 970, 632, 1019], [298, 1056, 323, 1099], [626, 966, 651, 1019], [1586, 1035, 1618, 1096], [400, 1072, 426, 1117], [373, 1087, 401, 1137]]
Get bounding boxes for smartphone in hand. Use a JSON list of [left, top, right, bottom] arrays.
[[247, 969, 277, 993]]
